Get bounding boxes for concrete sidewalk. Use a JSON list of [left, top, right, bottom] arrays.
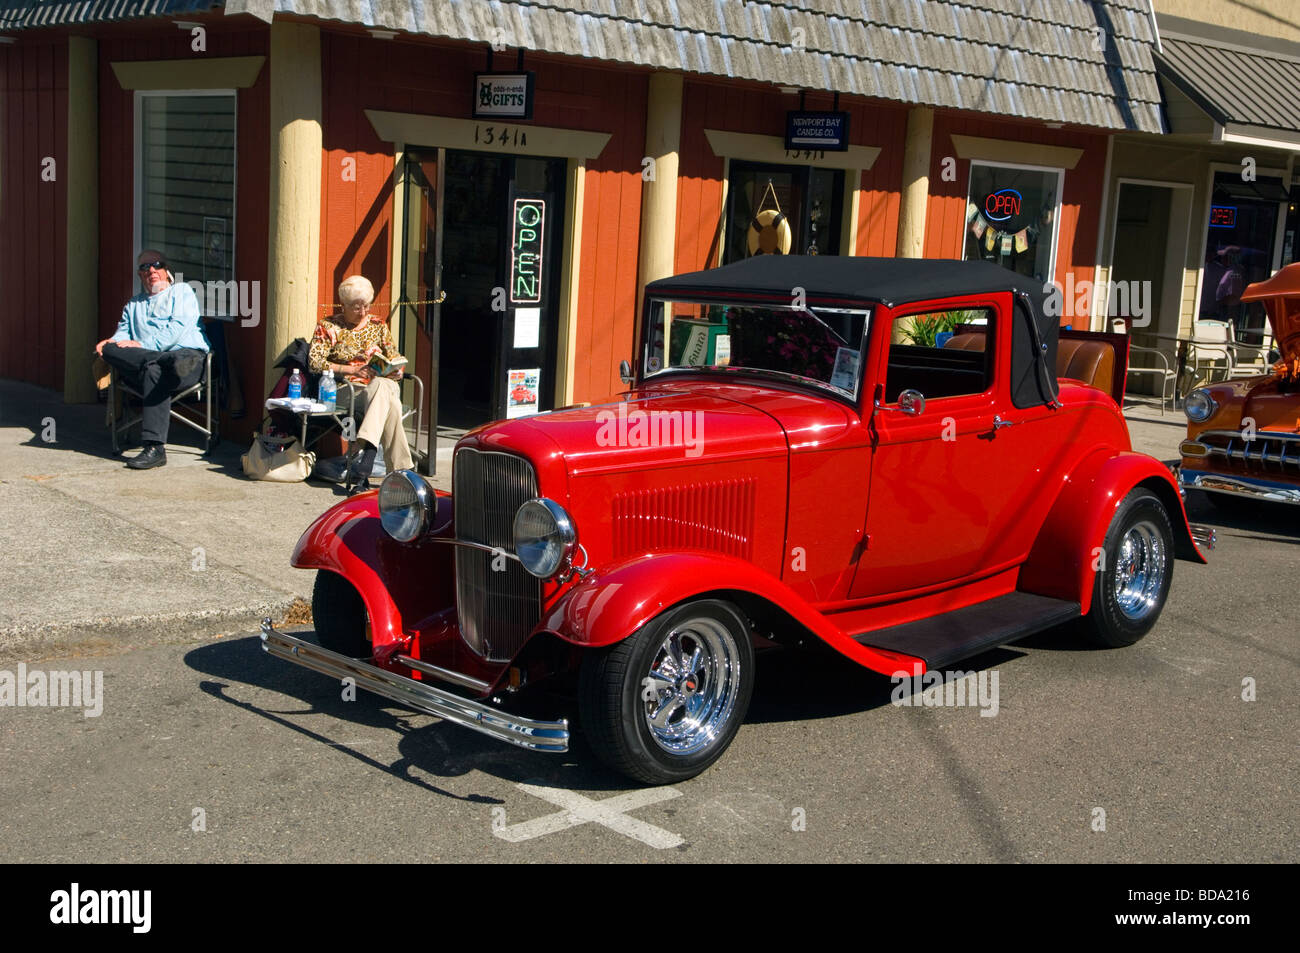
[[0, 378, 449, 661], [0, 378, 1188, 662]]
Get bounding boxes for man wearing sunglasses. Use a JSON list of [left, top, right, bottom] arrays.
[[95, 250, 210, 469]]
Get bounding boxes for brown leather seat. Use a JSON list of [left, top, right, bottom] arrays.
[[1056, 337, 1114, 392], [942, 331, 1114, 392], [944, 332, 987, 351]]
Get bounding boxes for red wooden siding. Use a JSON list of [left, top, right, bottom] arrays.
[[318, 35, 647, 404], [0, 38, 68, 390], [924, 112, 1108, 319], [97, 21, 270, 441]]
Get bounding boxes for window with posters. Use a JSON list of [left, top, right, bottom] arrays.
[[964, 162, 1063, 286]]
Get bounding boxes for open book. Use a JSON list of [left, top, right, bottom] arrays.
[[367, 352, 408, 377]]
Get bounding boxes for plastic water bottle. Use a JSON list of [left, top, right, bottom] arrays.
[[287, 368, 303, 399], [318, 369, 336, 409]]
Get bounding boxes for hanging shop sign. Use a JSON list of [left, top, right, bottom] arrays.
[[510, 198, 545, 305], [1209, 205, 1237, 228], [784, 110, 850, 152], [474, 72, 535, 120]]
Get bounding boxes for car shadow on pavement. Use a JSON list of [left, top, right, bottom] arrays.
[[182, 634, 638, 795], [1181, 491, 1300, 539], [745, 642, 1025, 723]]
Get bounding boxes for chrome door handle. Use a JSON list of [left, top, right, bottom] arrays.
[[992, 415, 1015, 430]]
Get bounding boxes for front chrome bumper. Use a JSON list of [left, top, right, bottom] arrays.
[[260, 620, 569, 752], [1177, 468, 1300, 505]]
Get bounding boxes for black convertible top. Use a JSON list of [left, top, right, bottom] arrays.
[[645, 256, 1060, 409], [647, 255, 1046, 308]]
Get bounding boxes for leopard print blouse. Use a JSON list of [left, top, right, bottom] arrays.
[[308, 313, 402, 383]]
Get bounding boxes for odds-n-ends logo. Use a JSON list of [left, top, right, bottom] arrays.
[[983, 188, 1022, 222], [50, 883, 151, 933]]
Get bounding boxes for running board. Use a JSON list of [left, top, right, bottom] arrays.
[[852, 592, 1080, 671]]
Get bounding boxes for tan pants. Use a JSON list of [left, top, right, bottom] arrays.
[[349, 377, 413, 471]]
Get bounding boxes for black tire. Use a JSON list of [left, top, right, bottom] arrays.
[[1082, 489, 1174, 648], [311, 570, 372, 658], [579, 599, 755, 785]]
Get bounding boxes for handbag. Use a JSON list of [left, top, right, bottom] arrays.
[[241, 432, 316, 482]]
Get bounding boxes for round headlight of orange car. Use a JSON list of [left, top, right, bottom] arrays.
[[1184, 388, 1218, 423]]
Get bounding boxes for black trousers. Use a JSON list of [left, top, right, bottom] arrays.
[[102, 344, 206, 443]]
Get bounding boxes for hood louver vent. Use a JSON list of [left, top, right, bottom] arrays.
[[613, 479, 756, 559]]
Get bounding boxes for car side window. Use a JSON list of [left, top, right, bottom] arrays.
[[885, 308, 995, 403]]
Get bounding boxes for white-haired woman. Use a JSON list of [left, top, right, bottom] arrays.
[[308, 274, 413, 493]]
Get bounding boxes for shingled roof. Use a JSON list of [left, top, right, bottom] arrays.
[[2, 0, 1166, 133]]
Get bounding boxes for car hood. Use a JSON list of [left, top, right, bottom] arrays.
[[1241, 267, 1300, 363], [509, 388, 789, 475]]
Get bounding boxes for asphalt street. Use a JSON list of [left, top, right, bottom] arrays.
[[1, 490, 1295, 864]]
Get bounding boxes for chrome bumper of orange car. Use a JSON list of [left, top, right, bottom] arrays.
[[1177, 468, 1300, 505], [259, 620, 569, 752]]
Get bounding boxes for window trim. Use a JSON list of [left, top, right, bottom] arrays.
[[133, 89, 238, 289], [964, 159, 1065, 284]]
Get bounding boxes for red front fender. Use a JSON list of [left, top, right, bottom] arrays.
[[1019, 450, 1206, 615], [290, 491, 456, 654], [538, 553, 924, 677]]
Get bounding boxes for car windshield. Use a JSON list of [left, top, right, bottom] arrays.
[[643, 298, 871, 399]]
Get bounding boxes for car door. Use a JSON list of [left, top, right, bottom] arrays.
[[849, 295, 1042, 599]]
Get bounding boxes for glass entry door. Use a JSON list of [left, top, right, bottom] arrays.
[[400, 149, 566, 471]]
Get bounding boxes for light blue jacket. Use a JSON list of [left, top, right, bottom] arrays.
[[112, 281, 209, 352]]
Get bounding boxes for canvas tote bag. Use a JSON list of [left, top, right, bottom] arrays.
[[242, 432, 316, 482]]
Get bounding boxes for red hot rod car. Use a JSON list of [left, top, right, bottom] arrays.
[[262, 256, 1212, 784]]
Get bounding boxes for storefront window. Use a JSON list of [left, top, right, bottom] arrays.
[[137, 92, 236, 288], [1198, 171, 1287, 346], [724, 161, 842, 264], [964, 162, 1062, 285]]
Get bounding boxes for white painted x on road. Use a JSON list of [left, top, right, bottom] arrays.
[[494, 782, 684, 848]]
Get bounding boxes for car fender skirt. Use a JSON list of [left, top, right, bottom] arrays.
[[1019, 450, 1206, 615], [290, 493, 456, 654], [539, 553, 926, 677]]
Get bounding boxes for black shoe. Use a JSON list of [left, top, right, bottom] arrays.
[[344, 444, 376, 494], [127, 444, 167, 469]]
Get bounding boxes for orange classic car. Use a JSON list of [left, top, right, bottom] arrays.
[[1179, 263, 1300, 506]]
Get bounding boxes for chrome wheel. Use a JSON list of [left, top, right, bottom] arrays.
[[581, 599, 755, 784], [1084, 490, 1174, 648], [640, 617, 743, 756], [1112, 519, 1167, 621]]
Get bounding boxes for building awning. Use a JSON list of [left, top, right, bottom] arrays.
[[1157, 29, 1300, 150], [4, 0, 1167, 133]]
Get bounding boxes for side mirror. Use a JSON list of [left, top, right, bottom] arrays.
[[619, 359, 634, 386], [898, 389, 925, 416]]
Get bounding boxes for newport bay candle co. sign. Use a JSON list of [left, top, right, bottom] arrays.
[[511, 198, 545, 305]]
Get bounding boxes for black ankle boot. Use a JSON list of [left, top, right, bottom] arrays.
[[344, 443, 376, 494]]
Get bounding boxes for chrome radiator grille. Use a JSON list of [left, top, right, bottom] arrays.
[[453, 449, 542, 661], [1197, 430, 1300, 473]]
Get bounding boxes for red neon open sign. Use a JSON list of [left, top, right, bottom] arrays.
[[984, 189, 1022, 222]]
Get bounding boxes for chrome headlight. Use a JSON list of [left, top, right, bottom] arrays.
[[1184, 388, 1218, 423], [378, 470, 434, 542], [513, 498, 576, 579]]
